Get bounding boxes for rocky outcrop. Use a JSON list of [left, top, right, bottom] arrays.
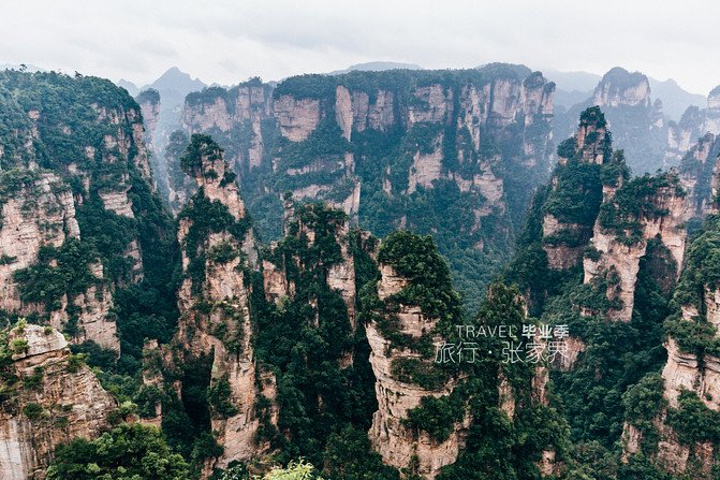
[[273, 96, 321, 142], [99, 188, 135, 218], [93, 103, 153, 183], [0, 173, 78, 312], [555, 67, 667, 174], [662, 337, 720, 411], [0, 324, 116, 479], [0, 172, 120, 351], [593, 68, 651, 109], [183, 83, 273, 171], [621, 207, 720, 475], [366, 264, 466, 479], [173, 136, 268, 471], [408, 137, 444, 194], [583, 175, 687, 322], [623, 301, 720, 476]]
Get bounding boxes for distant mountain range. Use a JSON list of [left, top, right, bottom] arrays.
[[0, 63, 45, 73], [545, 68, 706, 120], [327, 61, 424, 75], [118, 66, 206, 104]]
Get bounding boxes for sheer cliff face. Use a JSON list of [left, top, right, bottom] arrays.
[[178, 68, 554, 224], [0, 71, 183, 478], [366, 264, 466, 479], [0, 324, 116, 479], [173, 136, 266, 469], [0, 72, 163, 352], [0, 173, 79, 313], [183, 82, 273, 170], [621, 223, 720, 476], [0, 172, 119, 350], [583, 174, 687, 322], [537, 107, 688, 322]]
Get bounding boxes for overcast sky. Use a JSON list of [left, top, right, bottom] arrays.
[[2, 0, 718, 95]]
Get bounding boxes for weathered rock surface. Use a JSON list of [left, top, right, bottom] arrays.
[[273, 96, 321, 142], [0, 173, 120, 351], [173, 141, 268, 471], [366, 265, 466, 479], [583, 178, 687, 322], [0, 325, 116, 479]]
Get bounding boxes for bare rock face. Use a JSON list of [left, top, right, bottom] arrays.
[[661, 338, 720, 411], [542, 214, 587, 270], [99, 188, 135, 218], [624, 219, 720, 475], [409, 85, 453, 125], [93, 104, 153, 183], [408, 136, 444, 194], [335, 85, 354, 141], [183, 84, 273, 172], [0, 173, 78, 312], [0, 324, 116, 479], [660, 288, 720, 414], [326, 222, 357, 329], [349, 89, 396, 133], [366, 264, 466, 479], [273, 96, 321, 142], [633, 331, 720, 476], [552, 336, 586, 371]]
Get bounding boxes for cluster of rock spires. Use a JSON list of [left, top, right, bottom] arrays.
[[0, 77, 551, 477], [6, 64, 720, 480], [552, 66, 720, 175]]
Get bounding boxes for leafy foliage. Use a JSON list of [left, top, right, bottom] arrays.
[[252, 203, 376, 465], [14, 238, 100, 311], [45, 423, 189, 480]]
